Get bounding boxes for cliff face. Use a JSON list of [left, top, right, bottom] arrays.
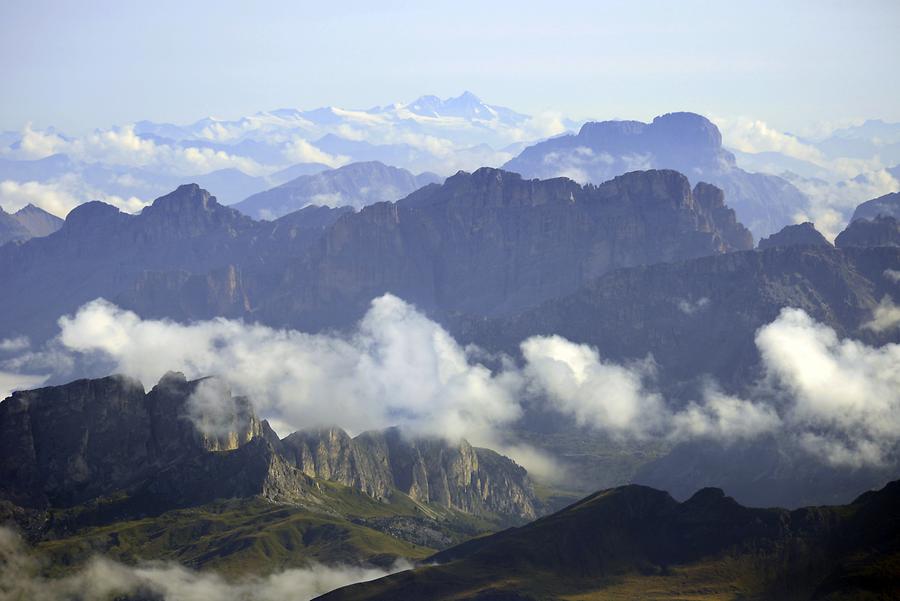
[[835, 215, 900, 248], [281, 427, 537, 519], [0, 375, 537, 521], [0, 372, 276, 509], [502, 112, 808, 239], [264, 168, 752, 328], [0, 171, 752, 342]]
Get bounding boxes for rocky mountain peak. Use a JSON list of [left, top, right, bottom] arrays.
[[12, 203, 64, 239], [650, 111, 723, 149], [63, 200, 123, 230], [758, 222, 832, 249]]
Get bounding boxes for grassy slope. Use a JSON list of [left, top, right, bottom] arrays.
[[29, 480, 506, 577], [316, 482, 900, 601]]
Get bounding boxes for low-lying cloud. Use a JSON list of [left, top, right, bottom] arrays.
[[3, 295, 898, 471], [0, 526, 407, 601]]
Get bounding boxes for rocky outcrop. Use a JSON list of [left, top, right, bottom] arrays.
[[503, 112, 809, 238], [850, 191, 900, 222], [757, 222, 832, 249], [263, 168, 753, 329], [0, 374, 537, 520], [0, 373, 279, 509], [835, 215, 900, 248], [281, 427, 537, 519], [234, 161, 440, 219]]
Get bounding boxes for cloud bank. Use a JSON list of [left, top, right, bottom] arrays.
[[3, 296, 898, 471], [0, 526, 408, 601]]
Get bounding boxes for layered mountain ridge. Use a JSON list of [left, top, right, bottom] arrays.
[[503, 111, 810, 238], [0, 373, 537, 522], [0, 169, 752, 342], [234, 160, 442, 219]]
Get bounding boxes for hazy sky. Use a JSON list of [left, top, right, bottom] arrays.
[[1, 0, 898, 133]]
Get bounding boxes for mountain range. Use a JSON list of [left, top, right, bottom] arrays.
[[1, 168, 897, 509], [234, 161, 441, 219], [503, 112, 809, 239], [0, 168, 752, 344]]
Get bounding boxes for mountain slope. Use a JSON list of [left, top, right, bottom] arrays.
[[0, 203, 63, 246], [503, 112, 809, 238], [0, 169, 752, 343], [850, 191, 900, 222], [0, 372, 536, 522], [260, 168, 752, 330], [316, 480, 900, 601], [454, 244, 900, 507], [234, 161, 441, 219]]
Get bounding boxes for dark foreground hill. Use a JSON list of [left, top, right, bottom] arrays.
[[317, 479, 900, 601]]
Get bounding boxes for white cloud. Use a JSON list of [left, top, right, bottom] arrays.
[[52, 295, 523, 447], [863, 296, 900, 333], [885, 269, 900, 283], [0, 371, 47, 401], [670, 386, 781, 442], [283, 137, 349, 167], [756, 308, 900, 467], [5, 297, 898, 471], [6, 124, 268, 177], [0, 526, 409, 601], [676, 297, 710, 315], [714, 115, 900, 240], [0, 177, 147, 217], [790, 168, 900, 240], [520, 335, 666, 438], [713, 116, 825, 164], [0, 336, 30, 352]]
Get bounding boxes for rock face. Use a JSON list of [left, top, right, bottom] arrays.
[[503, 112, 809, 239], [282, 427, 537, 519], [0, 184, 349, 341], [0, 172, 752, 343], [757, 221, 832, 249], [835, 215, 900, 248], [0, 372, 288, 509], [0, 374, 536, 520], [0, 203, 63, 246], [850, 191, 900, 222], [263, 168, 752, 328], [234, 161, 441, 219], [466, 245, 897, 391]]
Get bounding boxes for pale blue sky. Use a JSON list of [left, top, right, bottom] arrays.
[[1, 0, 898, 133]]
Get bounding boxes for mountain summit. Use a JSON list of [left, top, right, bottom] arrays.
[[504, 112, 808, 238]]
